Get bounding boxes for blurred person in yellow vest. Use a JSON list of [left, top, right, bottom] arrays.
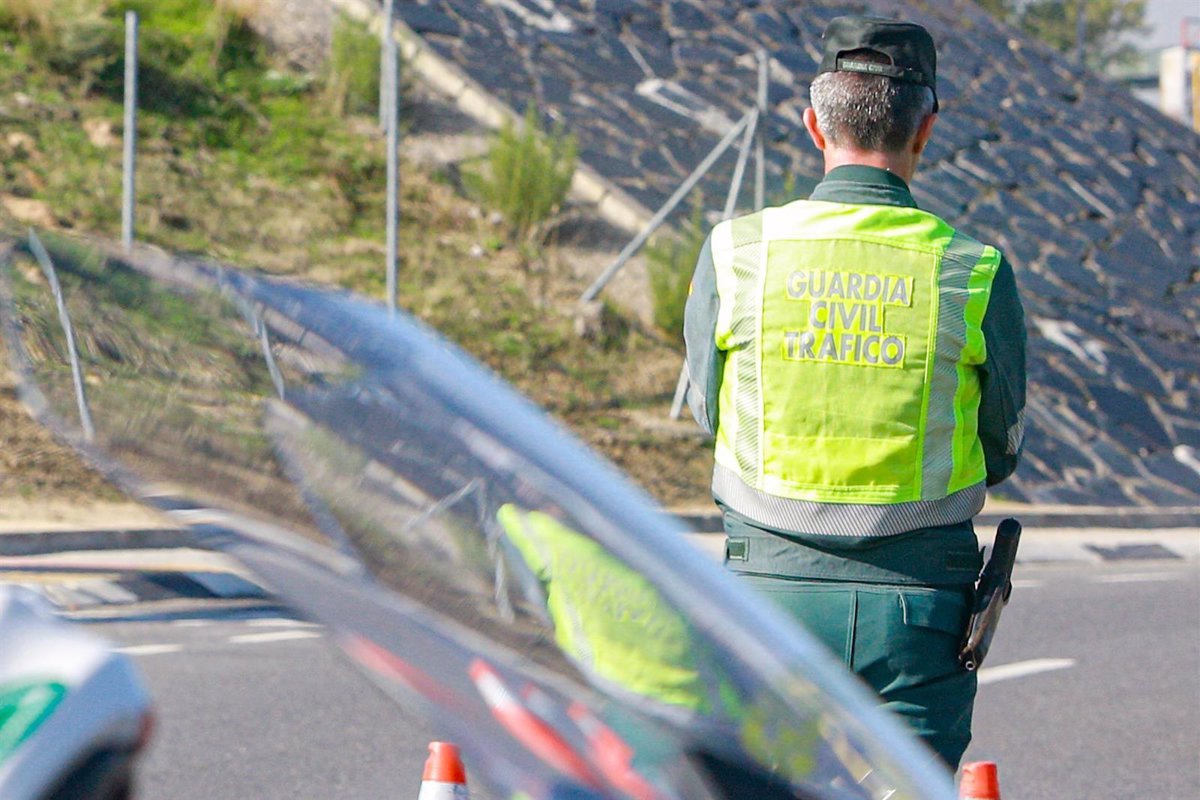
[[496, 503, 736, 717]]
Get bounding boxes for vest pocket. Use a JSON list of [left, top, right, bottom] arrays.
[[762, 431, 916, 500]]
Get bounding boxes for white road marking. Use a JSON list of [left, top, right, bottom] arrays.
[[1093, 572, 1184, 584], [243, 618, 318, 629], [117, 644, 184, 656], [228, 630, 322, 645], [1010, 579, 1044, 589], [171, 619, 212, 627], [978, 658, 1076, 685]]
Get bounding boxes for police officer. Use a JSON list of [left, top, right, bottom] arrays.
[[683, 15, 1027, 770]]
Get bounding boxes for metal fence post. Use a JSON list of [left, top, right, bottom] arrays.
[[670, 107, 759, 420], [28, 230, 95, 442], [379, 0, 395, 132], [667, 362, 691, 421], [122, 11, 138, 253], [384, 15, 400, 314], [755, 49, 768, 211], [579, 108, 754, 305], [667, 58, 768, 422], [1074, 0, 1086, 67], [722, 107, 758, 221], [239, 301, 286, 401]]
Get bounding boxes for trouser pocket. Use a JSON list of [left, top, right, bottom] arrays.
[[888, 586, 972, 672], [874, 586, 977, 770], [735, 574, 855, 661]]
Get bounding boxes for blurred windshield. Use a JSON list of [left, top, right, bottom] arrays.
[[0, 236, 957, 800]]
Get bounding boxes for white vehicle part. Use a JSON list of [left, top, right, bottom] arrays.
[[0, 586, 152, 800]]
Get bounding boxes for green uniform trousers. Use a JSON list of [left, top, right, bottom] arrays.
[[720, 515, 981, 770], [738, 573, 976, 769]]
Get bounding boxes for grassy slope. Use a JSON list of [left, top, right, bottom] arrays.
[[0, 0, 714, 507]]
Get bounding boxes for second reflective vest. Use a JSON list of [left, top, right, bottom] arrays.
[[710, 200, 1001, 536]]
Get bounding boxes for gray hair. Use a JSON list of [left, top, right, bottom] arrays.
[[809, 68, 936, 153]]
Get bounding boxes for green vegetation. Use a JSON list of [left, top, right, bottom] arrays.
[[325, 14, 380, 117], [0, 0, 118, 95], [645, 198, 707, 343], [975, 0, 1147, 72], [643, 172, 800, 344], [0, 0, 712, 507], [0, 1, 394, 277], [466, 104, 578, 244]]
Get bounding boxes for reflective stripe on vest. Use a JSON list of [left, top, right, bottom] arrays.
[[711, 200, 1001, 536]]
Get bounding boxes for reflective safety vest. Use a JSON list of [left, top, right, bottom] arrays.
[[710, 200, 1001, 537], [496, 505, 735, 714]]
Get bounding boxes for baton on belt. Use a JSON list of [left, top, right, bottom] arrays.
[[959, 518, 1022, 671]]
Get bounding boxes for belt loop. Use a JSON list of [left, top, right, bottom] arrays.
[[725, 537, 749, 562]]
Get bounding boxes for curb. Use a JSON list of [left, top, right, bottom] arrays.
[[674, 508, 1200, 533], [0, 528, 199, 557], [2, 520, 1195, 614], [975, 508, 1200, 529], [0, 544, 271, 610], [5, 504, 1200, 559]]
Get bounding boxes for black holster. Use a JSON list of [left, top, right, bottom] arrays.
[[959, 518, 1022, 671]]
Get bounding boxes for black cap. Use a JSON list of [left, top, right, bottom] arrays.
[[817, 16, 939, 112]]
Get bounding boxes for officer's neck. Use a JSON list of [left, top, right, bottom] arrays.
[[822, 147, 919, 183]]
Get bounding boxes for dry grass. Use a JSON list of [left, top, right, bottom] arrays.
[[214, 0, 265, 23], [0, 0, 109, 40], [0, 318, 122, 501]]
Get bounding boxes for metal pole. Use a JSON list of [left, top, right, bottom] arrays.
[[385, 21, 399, 314], [722, 107, 758, 221], [28, 230, 95, 442], [379, 0, 395, 132], [579, 108, 754, 305], [1075, 1, 1086, 67], [755, 49, 768, 210], [256, 314, 286, 400], [232, 296, 285, 399], [667, 363, 690, 421], [122, 11, 138, 253], [1192, 51, 1200, 133], [670, 67, 766, 421], [668, 109, 756, 421]]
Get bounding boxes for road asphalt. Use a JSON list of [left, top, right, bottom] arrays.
[[4, 499, 1191, 800]]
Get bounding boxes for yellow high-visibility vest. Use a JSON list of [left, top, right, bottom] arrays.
[[711, 200, 1000, 535]]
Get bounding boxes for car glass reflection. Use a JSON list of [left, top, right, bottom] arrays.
[[0, 240, 957, 800]]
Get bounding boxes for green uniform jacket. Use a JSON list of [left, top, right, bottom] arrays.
[[684, 166, 1027, 581]]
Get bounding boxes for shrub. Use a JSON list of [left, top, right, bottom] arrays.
[[325, 14, 380, 118], [209, 0, 266, 74], [645, 198, 708, 342], [0, 0, 119, 93], [768, 170, 800, 207], [467, 104, 577, 243], [0, 0, 106, 36]]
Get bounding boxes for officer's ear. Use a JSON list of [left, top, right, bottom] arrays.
[[912, 112, 937, 157], [803, 107, 827, 152]]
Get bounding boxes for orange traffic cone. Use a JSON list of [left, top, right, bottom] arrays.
[[959, 761, 1001, 800], [418, 742, 470, 800]]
